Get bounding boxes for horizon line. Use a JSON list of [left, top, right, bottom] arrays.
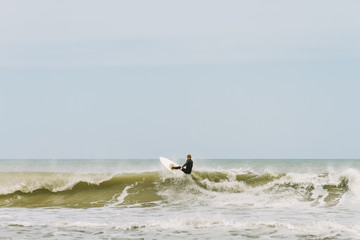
[[0, 158, 359, 160]]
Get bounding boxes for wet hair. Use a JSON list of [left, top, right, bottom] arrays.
[[187, 154, 192, 159]]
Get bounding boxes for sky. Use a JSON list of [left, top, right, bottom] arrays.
[[0, 0, 360, 159]]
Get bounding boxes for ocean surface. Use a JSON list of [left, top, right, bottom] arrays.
[[1, 159, 360, 239]]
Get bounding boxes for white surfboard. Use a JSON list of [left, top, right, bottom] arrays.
[[160, 157, 184, 175]]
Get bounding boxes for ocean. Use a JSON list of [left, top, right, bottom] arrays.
[[1, 159, 360, 239]]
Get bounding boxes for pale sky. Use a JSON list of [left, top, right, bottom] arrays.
[[0, 0, 359, 159]]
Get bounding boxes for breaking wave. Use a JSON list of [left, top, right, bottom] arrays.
[[1, 168, 358, 208]]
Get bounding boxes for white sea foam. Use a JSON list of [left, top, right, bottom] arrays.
[[3, 216, 360, 240]]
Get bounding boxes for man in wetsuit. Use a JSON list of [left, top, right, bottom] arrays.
[[172, 154, 193, 174]]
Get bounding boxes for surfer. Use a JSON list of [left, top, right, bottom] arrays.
[[172, 154, 193, 174]]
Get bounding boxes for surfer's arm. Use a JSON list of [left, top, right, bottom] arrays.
[[181, 160, 190, 169]]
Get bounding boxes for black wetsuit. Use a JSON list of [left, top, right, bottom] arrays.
[[172, 159, 193, 174]]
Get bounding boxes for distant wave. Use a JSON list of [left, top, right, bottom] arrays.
[[0, 169, 357, 208]]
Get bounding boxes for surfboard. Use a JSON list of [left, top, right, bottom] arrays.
[[160, 157, 184, 175]]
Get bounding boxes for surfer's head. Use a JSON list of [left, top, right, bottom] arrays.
[[187, 154, 191, 159]]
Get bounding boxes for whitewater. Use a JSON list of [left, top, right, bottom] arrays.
[[1, 159, 360, 239]]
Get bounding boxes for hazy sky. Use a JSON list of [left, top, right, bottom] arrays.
[[1, 0, 359, 159]]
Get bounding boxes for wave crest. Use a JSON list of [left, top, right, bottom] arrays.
[[0, 169, 356, 208]]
